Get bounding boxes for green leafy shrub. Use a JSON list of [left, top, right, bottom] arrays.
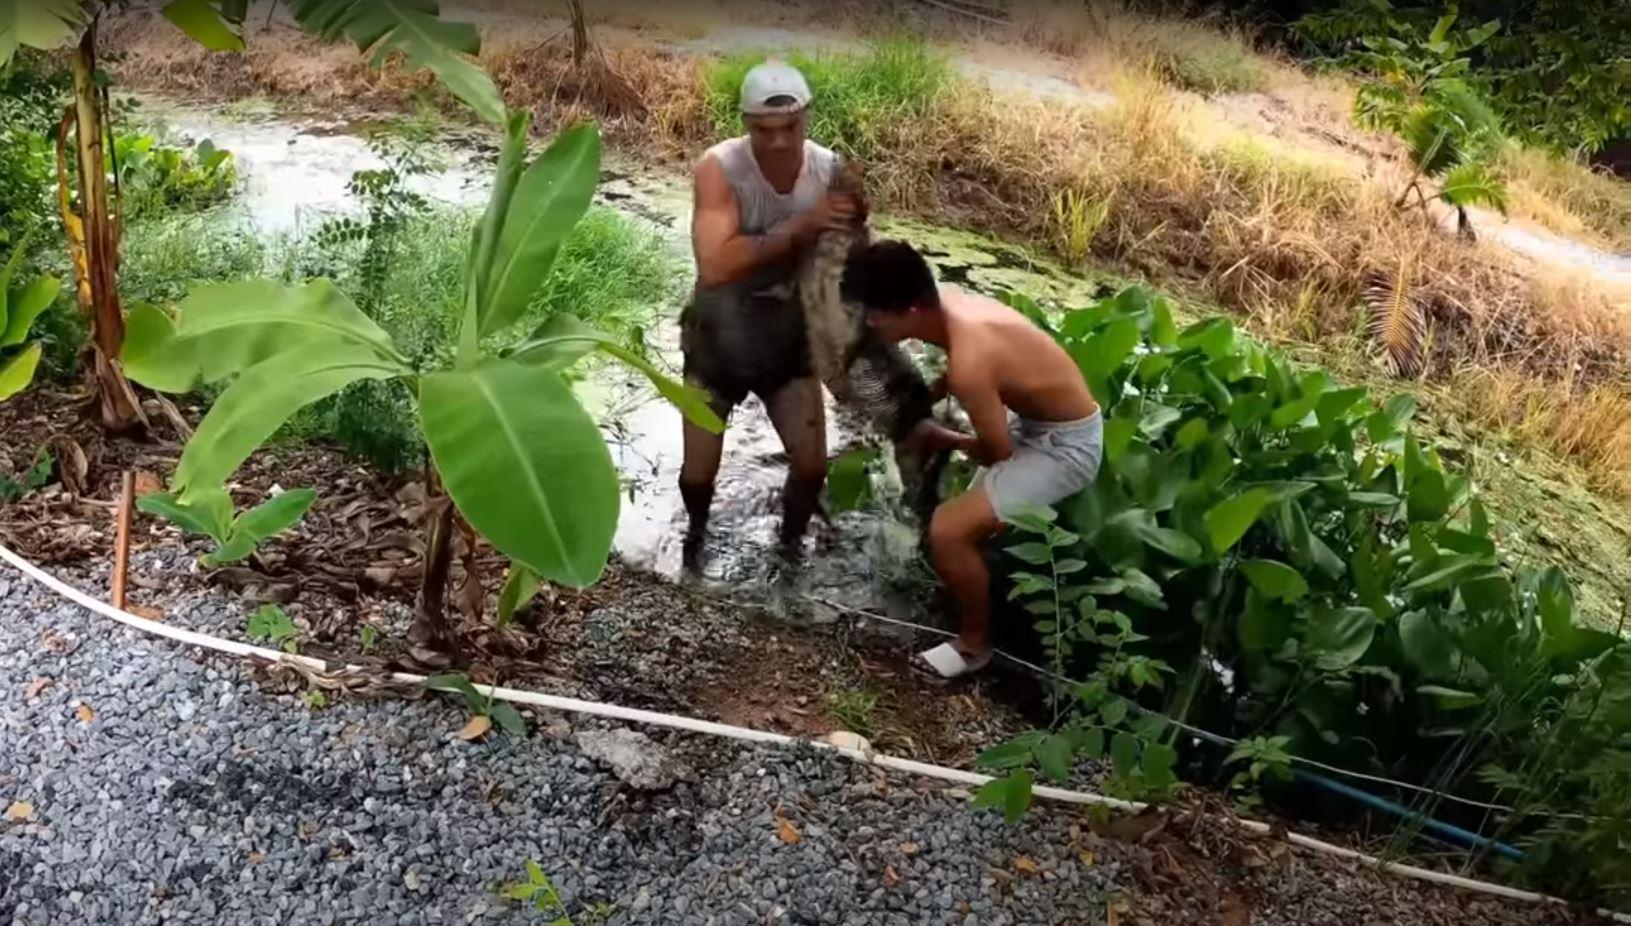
[[112, 132, 238, 219], [1295, 0, 1630, 156], [975, 284, 1630, 904], [0, 51, 67, 250]]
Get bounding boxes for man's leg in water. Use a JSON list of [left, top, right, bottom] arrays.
[[764, 376, 827, 551], [928, 485, 1003, 657], [679, 394, 729, 570]]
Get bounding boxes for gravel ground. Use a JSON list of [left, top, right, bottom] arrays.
[[0, 565, 1122, 926]]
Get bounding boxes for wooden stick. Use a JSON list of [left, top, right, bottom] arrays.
[[111, 471, 133, 610]]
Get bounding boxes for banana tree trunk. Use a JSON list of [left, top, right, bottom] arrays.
[[413, 477, 456, 649], [69, 21, 143, 433]]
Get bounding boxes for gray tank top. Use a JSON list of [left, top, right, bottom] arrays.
[[704, 136, 838, 236]]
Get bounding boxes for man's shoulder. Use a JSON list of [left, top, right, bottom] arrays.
[[698, 136, 746, 170]]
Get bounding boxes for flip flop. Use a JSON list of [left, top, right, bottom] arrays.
[[916, 642, 993, 679]]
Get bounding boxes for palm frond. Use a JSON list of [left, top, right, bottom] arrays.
[[1365, 257, 1427, 379], [287, 0, 505, 124], [1438, 161, 1509, 214]]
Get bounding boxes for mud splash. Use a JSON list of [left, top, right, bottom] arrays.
[[137, 98, 1102, 626]]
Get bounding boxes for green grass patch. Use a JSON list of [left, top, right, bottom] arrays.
[[702, 37, 955, 161], [1156, 35, 1270, 95]]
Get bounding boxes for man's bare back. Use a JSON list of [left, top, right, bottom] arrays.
[[939, 286, 1098, 461]]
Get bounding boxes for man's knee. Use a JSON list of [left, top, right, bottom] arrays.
[[789, 456, 827, 490], [929, 495, 997, 555]]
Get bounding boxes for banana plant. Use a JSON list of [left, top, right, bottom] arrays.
[[0, 236, 61, 401], [123, 113, 723, 644]]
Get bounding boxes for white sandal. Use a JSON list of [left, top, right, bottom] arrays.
[[916, 642, 993, 679]]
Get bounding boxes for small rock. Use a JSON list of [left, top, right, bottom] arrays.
[[574, 729, 690, 791]]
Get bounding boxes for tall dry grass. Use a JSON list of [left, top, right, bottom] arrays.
[[1498, 143, 1631, 253]]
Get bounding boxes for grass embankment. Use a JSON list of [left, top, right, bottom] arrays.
[[98, 14, 1628, 488]]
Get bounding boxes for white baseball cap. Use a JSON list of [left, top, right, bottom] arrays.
[[740, 60, 812, 115]]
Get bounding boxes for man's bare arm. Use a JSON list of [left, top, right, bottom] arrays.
[[692, 157, 808, 288], [948, 361, 1013, 466]]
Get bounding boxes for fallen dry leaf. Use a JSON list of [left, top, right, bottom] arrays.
[[40, 630, 74, 654], [775, 812, 802, 845], [1079, 850, 1096, 867], [456, 715, 491, 741], [5, 801, 34, 822], [1012, 856, 1039, 875], [898, 841, 919, 856], [127, 604, 164, 621], [883, 864, 901, 886], [133, 471, 162, 496], [247, 851, 266, 865], [75, 704, 95, 723], [24, 678, 51, 699]]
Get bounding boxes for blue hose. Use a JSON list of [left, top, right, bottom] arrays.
[[1293, 769, 1525, 862]]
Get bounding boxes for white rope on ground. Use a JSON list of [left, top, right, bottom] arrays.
[[2, 542, 1625, 923]]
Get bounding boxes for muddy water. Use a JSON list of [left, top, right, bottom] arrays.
[[139, 100, 1107, 625]]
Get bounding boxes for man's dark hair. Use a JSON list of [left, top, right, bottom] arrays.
[[841, 240, 939, 313]]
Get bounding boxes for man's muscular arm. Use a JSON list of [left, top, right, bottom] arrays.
[[692, 156, 855, 288]]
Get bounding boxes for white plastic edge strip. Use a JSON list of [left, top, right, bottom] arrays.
[[3, 542, 1625, 923]]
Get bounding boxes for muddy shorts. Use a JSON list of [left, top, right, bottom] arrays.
[[680, 277, 812, 417], [974, 411, 1104, 523]]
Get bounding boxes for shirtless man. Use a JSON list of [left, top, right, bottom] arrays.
[[841, 240, 1104, 678], [680, 60, 858, 570]]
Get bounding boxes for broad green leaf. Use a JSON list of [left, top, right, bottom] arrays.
[[137, 488, 233, 543], [1417, 685, 1479, 710], [137, 279, 403, 391], [976, 734, 1041, 770], [1007, 542, 1054, 565], [1177, 317, 1235, 358], [288, 0, 506, 124], [1102, 417, 1136, 463], [1149, 296, 1178, 347], [1071, 318, 1139, 403], [1204, 488, 1275, 553], [1366, 394, 1416, 442], [1315, 387, 1368, 429], [1036, 734, 1073, 783], [0, 0, 84, 62], [120, 303, 197, 394], [421, 360, 618, 588], [496, 563, 542, 628], [162, 0, 246, 51], [481, 124, 601, 337], [826, 447, 875, 513], [1240, 559, 1308, 601], [1119, 568, 1164, 607], [1, 275, 59, 347], [236, 488, 318, 542], [1402, 555, 1494, 595], [1438, 162, 1507, 214], [1109, 732, 1138, 778], [1306, 606, 1378, 672], [0, 341, 40, 400], [1137, 403, 1182, 440], [489, 701, 526, 736], [1077, 726, 1105, 759], [1240, 589, 1291, 653], [463, 109, 531, 362], [1536, 566, 1579, 658], [1099, 697, 1129, 727], [1141, 742, 1177, 789], [202, 532, 259, 567], [1173, 417, 1209, 452], [174, 342, 407, 492], [1399, 611, 1456, 679], [972, 770, 1033, 824]]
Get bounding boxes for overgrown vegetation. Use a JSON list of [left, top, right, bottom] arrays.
[[1294, 0, 1630, 156], [975, 284, 1631, 908]]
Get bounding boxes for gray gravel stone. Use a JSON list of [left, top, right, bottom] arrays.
[[0, 566, 1120, 924]]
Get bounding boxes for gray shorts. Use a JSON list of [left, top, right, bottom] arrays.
[[974, 412, 1104, 523]]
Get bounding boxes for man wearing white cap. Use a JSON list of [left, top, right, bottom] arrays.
[[678, 59, 859, 570]]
